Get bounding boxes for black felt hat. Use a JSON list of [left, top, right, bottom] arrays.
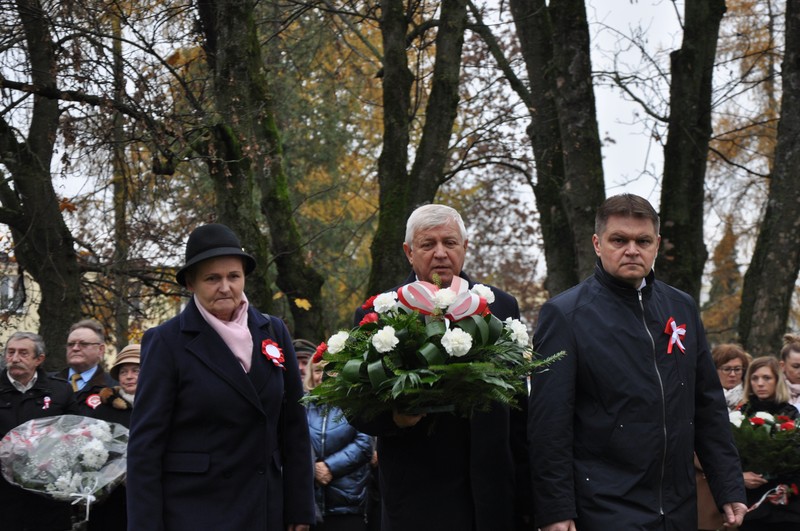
[[176, 223, 256, 287]]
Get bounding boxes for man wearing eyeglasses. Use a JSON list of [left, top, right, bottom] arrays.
[[0, 331, 78, 530], [56, 319, 117, 413]]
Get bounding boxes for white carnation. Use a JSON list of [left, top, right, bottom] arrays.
[[729, 410, 744, 428], [470, 284, 495, 304], [80, 439, 109, 470], [48, 472, 75, 494], [373, 292, 398, 314], [327, 331, 350, 354], [754, 411, 775, 423], [441, 328, 473, 357], [433, 288, 457, 310], [87, 422, 112, 442], [504, 318, 530, 346], [372, 326, 399, 353]]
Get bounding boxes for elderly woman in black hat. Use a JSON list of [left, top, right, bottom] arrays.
[[127, 224, 314, 531]]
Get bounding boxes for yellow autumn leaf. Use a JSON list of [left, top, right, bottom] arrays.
[[273, 291, 284, 300], [294, 298, 312, 311]]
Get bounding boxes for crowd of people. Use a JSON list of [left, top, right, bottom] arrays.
[[0, 195, 798, 530]]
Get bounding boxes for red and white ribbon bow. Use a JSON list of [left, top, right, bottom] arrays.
[[397, 277, 488, 322], [664, 317, 686, 354], [397, 281, 438, 315]]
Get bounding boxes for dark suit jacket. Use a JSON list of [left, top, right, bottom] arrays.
[[127, 298, 314, 530], [56, 364, 117, 415], [352, 271, 524, 531]]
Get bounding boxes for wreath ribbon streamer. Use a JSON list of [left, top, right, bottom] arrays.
[[747, 483, 795, 512]]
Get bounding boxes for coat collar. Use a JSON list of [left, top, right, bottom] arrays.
[[179, 298, 274, 413], [594, 259, 655, 298], [1, 368, 58, 394]]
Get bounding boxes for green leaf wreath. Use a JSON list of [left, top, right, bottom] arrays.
[[304, 279, 563, 420], [729, 410, 800, 478]]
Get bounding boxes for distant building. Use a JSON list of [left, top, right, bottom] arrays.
[[0, 253, 183, 365]]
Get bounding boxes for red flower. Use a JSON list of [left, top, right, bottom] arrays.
[[361, 295, 377, 310], [780, 421, 796, 431], [750, 417, 766, 426], [359, 312, 379, 326], [313, 342, 327, 364], [262, 339, 285, 370], [792, 484, 799, 495], [777, 415, 793, 423]]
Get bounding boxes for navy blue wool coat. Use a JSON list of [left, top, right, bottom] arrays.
[[127, 299, 314, 530]]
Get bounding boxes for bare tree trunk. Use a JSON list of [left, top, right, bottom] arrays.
[[546, 0, 605, 280], [739, 0, 800, 357], [367, 0, 414, 297], [509, 0, 580, 295], [366, 0, 468, 296], [196, 0, 326, 339], [112, 12, 131, 351], [0, 0, 82, 370], [656, 0, 726, 301]]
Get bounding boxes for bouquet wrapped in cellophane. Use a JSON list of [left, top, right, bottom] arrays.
[[305, 278, 563, 420], [0, 414, 128, 521]]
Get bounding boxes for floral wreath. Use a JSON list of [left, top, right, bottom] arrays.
[[304, 278, 562, 419]]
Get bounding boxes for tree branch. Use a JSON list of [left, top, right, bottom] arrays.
[[466, 0, 532, 109]]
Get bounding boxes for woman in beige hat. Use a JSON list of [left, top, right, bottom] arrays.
[[89, 343, 140, 531], [94, 344, 140, 427]]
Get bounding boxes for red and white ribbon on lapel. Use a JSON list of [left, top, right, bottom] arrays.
[[664, 317, 686, 354]]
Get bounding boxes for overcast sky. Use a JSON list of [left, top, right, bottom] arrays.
[[589, 0, 684, 207]]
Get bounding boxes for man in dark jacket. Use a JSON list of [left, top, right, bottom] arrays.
[[353, 204, 529, 530], [57, 319, 117, 414], [528, 194, 747, 530], [0, 331, 79, 530]]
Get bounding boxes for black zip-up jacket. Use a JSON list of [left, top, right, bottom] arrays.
[[529, 262, 746, 530]]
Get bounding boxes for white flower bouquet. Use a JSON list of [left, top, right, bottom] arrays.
[[306, 278, 562, 419], [0, 415, 128, 520]]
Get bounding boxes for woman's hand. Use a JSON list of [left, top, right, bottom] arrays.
[[315, 461, 333, 485], [743, 471, 768, 489]]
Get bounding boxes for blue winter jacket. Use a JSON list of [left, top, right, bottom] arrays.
[[306, 403, 374, 516]]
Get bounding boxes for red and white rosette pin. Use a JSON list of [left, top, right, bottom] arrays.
[[262, 339, 286, 370], [85, 394, 102, 410], [664, 317, 686, 355]]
